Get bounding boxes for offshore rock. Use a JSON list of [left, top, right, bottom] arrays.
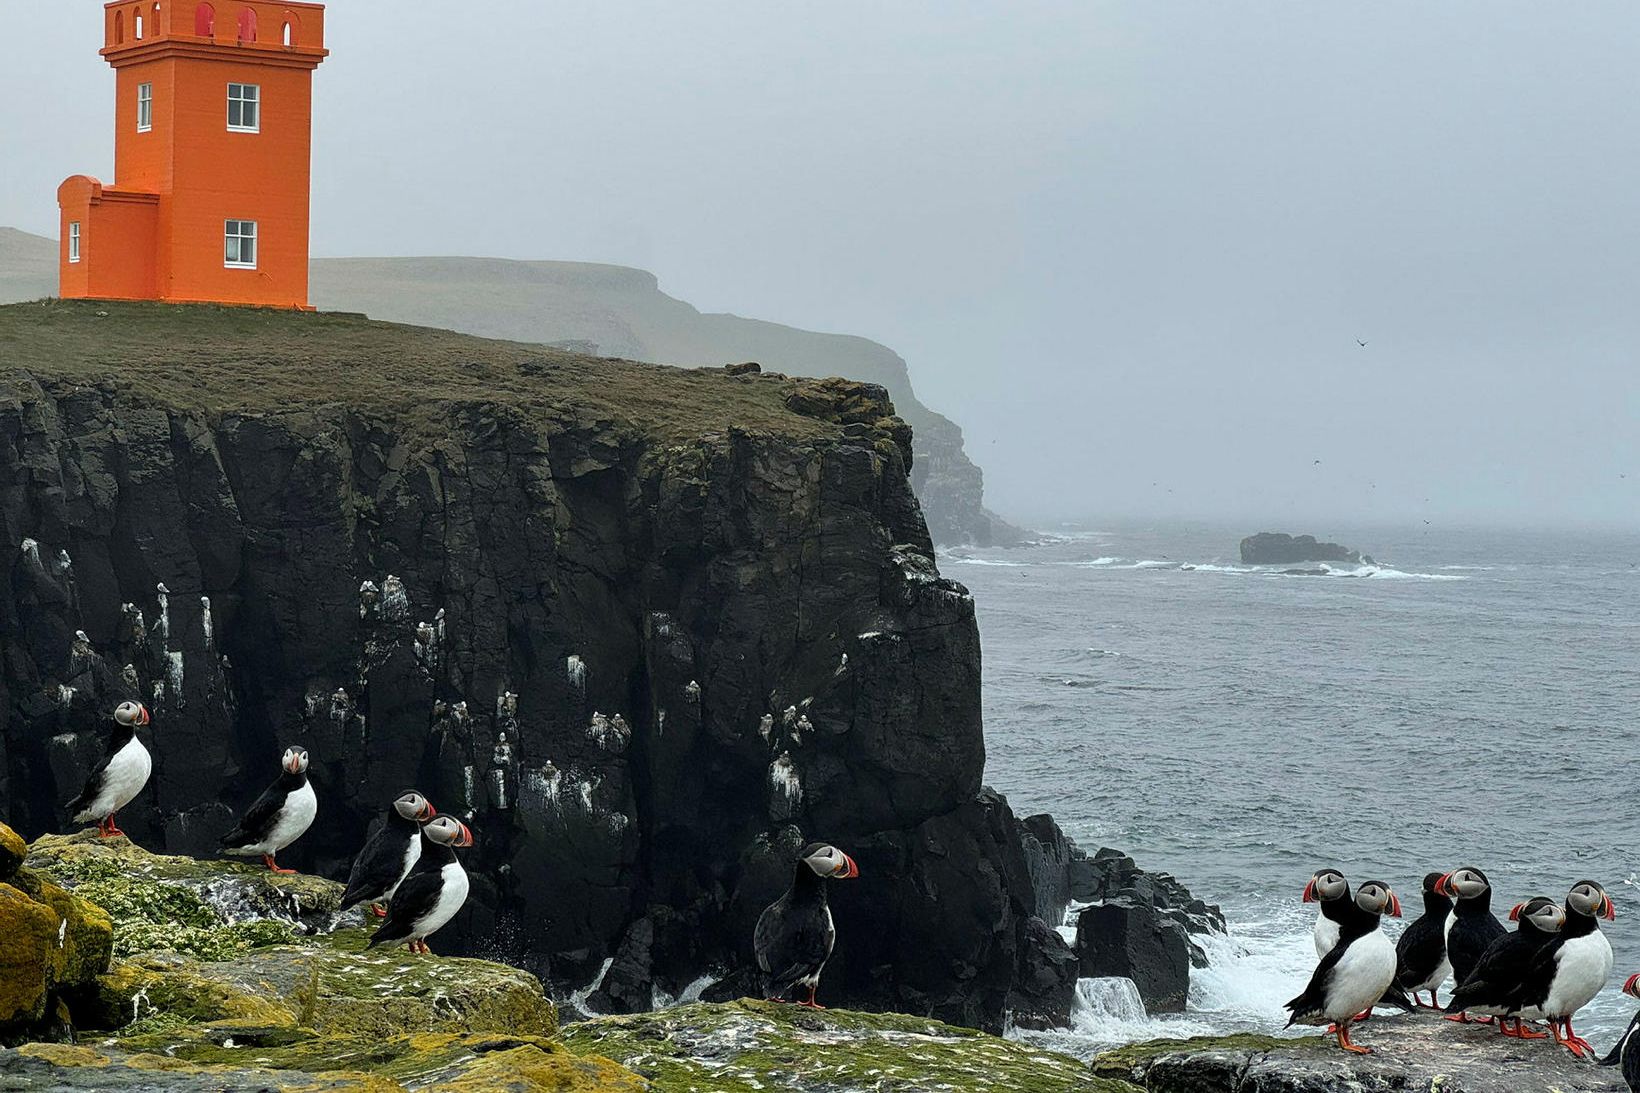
[[1238, 532, 1363, 566]]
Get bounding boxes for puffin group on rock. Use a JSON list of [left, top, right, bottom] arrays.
[[1297, 865, 1624, 1065], [60, 703, 476, 956]]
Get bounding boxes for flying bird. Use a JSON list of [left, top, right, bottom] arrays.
[[1357, 339, 1368, 347]]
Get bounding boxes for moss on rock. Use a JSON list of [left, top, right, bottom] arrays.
[[562, 998, 1124, 1092], [0, 823, 26, 880], [0, 883, 56, 1027]]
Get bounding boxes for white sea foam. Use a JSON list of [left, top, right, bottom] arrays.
[[948, 557, 1029, 567], [1077, 557, 1122, 567]]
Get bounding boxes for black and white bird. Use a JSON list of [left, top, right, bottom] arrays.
[[219, 746, 317, 874], [339, 791, 438, 918], [1395, 871, 1453, 1009], [1439, 865, 1507, 1020], [366, 815, 475, 954], [1303, 868, 1352, 958], [1504, 880, 1616, 1057], [1285, 880, 1402, 1054], [1442, 895, 1564, 1038], [754, 842, 860, 1008], [1598, 973, 1640, 1088], [65, 701, 152, 839]]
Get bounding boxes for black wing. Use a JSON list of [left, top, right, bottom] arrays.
[[1285, 941, 1348, 1026], [65, 747, 119, 815], [1394, 914, 1446, 989], [1495, 934, 1565, 1014], [340, 822, 403, 910], [1447, 915, 1505, 986], [219, 781, 288, 849], [753, 897, 834, 997], [1444, 932, 1531, 1013], [366, 865, 442, 948]]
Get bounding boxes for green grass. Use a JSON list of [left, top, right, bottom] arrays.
[[0, 299, 834, 443]]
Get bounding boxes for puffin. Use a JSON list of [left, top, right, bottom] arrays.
[[366, 815, 475, 954], [339, 791, 438, 918], [219, 746, 317, 874], [1442, 895, 1564, 1038], [1394, 871, 1453, 1009], [1503, 879, 1616, 1057], [65, 701, 152, 839], [1285, 879, 1402, 1054], [1597, 973, 1640, 1088], [754, 842, 860, 1007], [1302, 868, 1351, 958], [1439, 865, 1507, 1021]]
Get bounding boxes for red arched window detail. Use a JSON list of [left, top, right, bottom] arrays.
[[115, 11, 126, 43], [237, 7, 257, 43], [282, 20, 294, 47], [134, 9, 145, 39], [195, 2, 215, 36]]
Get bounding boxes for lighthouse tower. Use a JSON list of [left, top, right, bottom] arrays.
[[58, 3, 328, 309]]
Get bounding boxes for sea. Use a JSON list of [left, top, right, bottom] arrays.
[[942, 522, 1640, 1058]]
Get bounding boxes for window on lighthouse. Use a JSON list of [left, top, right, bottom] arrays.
[[138, 83, 153, 132], [227, 83, 260, 132], [69, 223, 82, 264], [225, 220, 258, 269]]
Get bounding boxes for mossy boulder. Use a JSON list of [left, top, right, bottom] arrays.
[[0, 823, 26, 879], [0, 829, 114, 1041], [561, 998, 1125, 1092], [2, 1031, 645, 1091]]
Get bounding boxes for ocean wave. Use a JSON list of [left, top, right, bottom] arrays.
[[1076, 556, 1122, 567], [1273, 564, 1468, 581], [1009, 978, 1220, 1059], [946, 557, 1030, 567], [1181, 563, 1257, 574]]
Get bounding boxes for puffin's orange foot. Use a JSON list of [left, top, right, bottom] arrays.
[[262, 855, 297, 875], [369, 904, 388, 918]]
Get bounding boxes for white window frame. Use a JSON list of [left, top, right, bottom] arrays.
[[69, 222, 82, 264], [227, 83, 260, 133], [137, 83, 153, 132], [224, 220, 258, 269]]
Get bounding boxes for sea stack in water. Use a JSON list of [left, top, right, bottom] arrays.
[[1285, 880, 1401, 1054], [754, 842, 860, 1008], [1239, 532, 1365, 565], [65, 701, 152, 839], [366, 815, 475, 954], [340, 790, 438, 917], [219, 746, 317, 874]]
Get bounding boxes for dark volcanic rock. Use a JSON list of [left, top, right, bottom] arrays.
[[1075, 898, 1191, 1015], [0, 304, 1044, 1032], [1239, 532, 1362, 565], [1094, 1015, 1626, 1092], [1006, 916, 1080, 1031]]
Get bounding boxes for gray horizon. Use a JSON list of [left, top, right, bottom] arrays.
[[3, 2, 1637, 531]]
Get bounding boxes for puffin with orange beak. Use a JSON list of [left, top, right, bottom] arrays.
[[754, 842, 860, 1008], [340, 791, 439, 918], [219, 746, 317, 874], [1442, 895, 1564, 1038], [66, 701, 153, 840], [1285, 880, 1402, 1054], [1503, 880, 1615, 1058], [1438, 866, 1507, 1021], [1596, 972, 1640, 1085], [1303, 868, 1353, 959], [366, 815, 476, 954]]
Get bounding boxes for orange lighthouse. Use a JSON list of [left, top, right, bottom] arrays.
[[58, 3, 328, 309]]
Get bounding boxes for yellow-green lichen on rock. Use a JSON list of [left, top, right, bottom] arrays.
[[561, 998, 1124, 1093]]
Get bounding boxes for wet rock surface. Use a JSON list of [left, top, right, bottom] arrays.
[[1093, 1016, 1627, 1092]]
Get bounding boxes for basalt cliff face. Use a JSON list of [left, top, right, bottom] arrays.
[[0, 300, 1051, 1032], [0, 230, 1021, 547]]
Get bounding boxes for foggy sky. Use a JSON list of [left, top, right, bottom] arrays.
[[3, 3, 1637, 530]]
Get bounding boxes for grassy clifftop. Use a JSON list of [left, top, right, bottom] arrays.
[[0, 299, 852, 444]]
